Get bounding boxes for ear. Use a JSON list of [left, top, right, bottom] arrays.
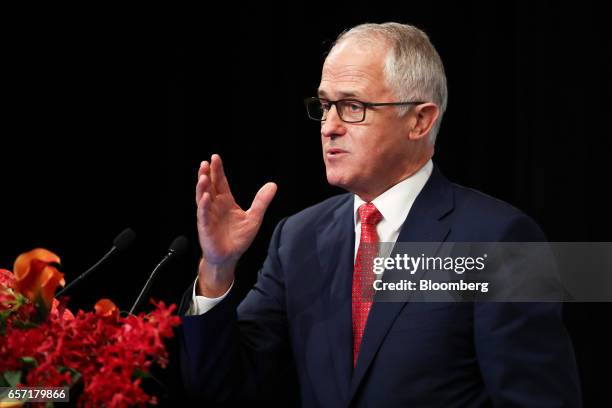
[[407, 103, 440, 141]]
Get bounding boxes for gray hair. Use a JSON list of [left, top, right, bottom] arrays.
[[331, 22, 448, 144]]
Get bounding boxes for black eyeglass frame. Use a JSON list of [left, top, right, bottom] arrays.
[[304, 97, 426, 123]]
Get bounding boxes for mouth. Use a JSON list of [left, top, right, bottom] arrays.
[[325, 148, 348, 159]]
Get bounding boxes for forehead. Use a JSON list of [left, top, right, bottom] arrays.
[[318, 39, 390, 98]]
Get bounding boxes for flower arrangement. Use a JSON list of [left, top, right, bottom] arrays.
[[0, 248, 181, 407]]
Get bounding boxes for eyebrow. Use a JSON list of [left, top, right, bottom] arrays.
[[317, 89, 361, 99]]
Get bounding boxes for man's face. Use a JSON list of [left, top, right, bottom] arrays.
[[318, 39, 418, 201]]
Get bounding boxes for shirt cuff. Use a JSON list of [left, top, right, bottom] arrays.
[[187, 276, 234, 315]]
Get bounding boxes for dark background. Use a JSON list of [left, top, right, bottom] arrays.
[[1, 1, 610, 406]]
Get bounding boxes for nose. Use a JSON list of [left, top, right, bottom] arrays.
[[321, 105, 347, 139]]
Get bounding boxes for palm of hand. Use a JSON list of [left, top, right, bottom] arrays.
[[196, 154, 277, 268]]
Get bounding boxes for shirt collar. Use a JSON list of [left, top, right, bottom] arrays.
[[353, 160, 433, 232]]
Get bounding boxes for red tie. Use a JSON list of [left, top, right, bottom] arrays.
[[352, 203, 382, 367]]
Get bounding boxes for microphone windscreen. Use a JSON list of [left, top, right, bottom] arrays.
[[168, 235, 189, 257], [113, 228, 136, 252]]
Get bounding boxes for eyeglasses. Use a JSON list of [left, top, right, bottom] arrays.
[[304, 97, 425, 123]]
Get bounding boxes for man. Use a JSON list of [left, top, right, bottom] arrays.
[[180, 23, 581, 406]]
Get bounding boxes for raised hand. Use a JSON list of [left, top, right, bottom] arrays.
[[195, 154, 277, 296]]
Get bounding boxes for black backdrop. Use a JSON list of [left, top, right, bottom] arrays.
[[1, 2, 610, 406]]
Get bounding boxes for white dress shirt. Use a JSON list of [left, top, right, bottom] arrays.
[[188, 160, 433, 315]]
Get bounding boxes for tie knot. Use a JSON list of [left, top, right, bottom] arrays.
[[358, 203, 382, 226]]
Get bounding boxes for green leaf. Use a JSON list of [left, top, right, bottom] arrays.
[[133, 368, 152, 379], [20, 356, 38, 368], [33, 296, 50, 322], [12, 320, 39, 330], [58, 366, 82, 384], [14, 292, 28, 306], [3, 370, 21, 387]]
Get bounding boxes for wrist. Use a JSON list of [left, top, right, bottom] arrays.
[[197, 258, 236, 297]]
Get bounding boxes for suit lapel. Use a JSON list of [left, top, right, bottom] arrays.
[[318, 195, 355, 402], [349, 166, 454, 401]]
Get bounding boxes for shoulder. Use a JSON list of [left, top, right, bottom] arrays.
[[280, 193, 352, 232], [451, 182, 525, 220], [447, 182, 546, 241], [275, 193, 354, 241]]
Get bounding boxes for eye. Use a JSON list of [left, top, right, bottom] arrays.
[[347, 102, 363, 112]]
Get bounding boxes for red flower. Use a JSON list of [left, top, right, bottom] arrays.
[[0, 268, 15, 288], [1, 250, 181, 407], [51, 297, 75, 321], [0, 269, 17, 309]]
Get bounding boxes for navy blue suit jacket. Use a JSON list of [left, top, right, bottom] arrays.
[[180, 166, 581, 407]]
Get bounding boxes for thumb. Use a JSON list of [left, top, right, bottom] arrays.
[[248, 182, 278, 221]]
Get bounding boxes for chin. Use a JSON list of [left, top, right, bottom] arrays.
[[325, 171, 351, 190]]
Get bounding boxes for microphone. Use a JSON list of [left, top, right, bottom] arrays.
[[129, 235, 189, 314], [57, 228, 136, 296]]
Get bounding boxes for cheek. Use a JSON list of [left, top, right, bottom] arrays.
[[353, 133, 387, 161]]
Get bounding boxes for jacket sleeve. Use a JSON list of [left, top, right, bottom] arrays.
[[179, 217, 299, 405], [473, 214, 582, 407]]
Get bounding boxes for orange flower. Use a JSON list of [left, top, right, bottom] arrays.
[[95, 298, 119, 321], [13, 248, 64, 311]]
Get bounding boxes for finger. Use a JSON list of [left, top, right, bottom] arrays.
[[198, 161, 210, 180], [248, 182, 278, 222], [210, 154, 232, 195], [197, 192, 212, 226], [196, 174, 211, 205], [196, 161, 210, 204]]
